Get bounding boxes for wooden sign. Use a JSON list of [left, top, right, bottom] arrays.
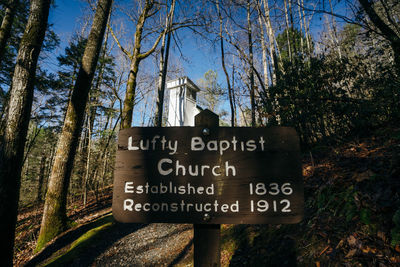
[[112, 126, 303, 224]]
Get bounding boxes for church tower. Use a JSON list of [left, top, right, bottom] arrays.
[[166, 77, 201, 126]]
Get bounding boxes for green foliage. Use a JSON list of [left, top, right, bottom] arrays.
[[259, 20, 399, 146], [391, 209, 400, 246], [276, 27, 310, 62], [315, 185, 359, 223], [260, 52, 399, 146], [360, 208, 371, 225]]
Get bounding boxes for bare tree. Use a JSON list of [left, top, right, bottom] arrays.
[[36, 0, 113, 251], [259, 0, 280, 85], [0, 0, 50, 264], [216, 0, 236, 126], [154, 0, 175, 127], [110, 0, 165, 129], [247, 0, 256, 126]]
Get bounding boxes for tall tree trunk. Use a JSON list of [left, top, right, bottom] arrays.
[[300, 0, 312, 56], [288, 0, 298, 56], [258, 15, 269, 86], [297, 0, 305, 57], [120, 0, 164, 129], [256, 2, 269, 95], [231, 57, 237, 126], [37, 154, 46, 202], [155, 0, 175, 127], [87, 11, 111, 135], [261, 0, 278, 85], [0, 0, 18, 63], [247, 0, 256, 127], [36, 0, 112, 251], [328, 0, 341, 59], [283, 0, 292, 62], [83, 125, 92, 206], [0, 0, 50, 264], [80, 20, 111, 195], [216, 0, 235, 126]]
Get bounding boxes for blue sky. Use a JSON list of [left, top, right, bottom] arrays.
[[46, 0, 351, 84], [47, 0, 224, 84], [45, 0, 228, 126], [42, 0, 352, 126]]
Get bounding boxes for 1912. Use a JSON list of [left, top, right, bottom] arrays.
[[250, 199, 291, 213]]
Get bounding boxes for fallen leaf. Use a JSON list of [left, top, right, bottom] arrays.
[[362, 246, 377, 254], [303, 165, 314, 176], [336, 239, 344, 249], [347, 235, 357, 247], [395, 245, 400, 253], [315, 261, 321, 267], [345, 249, 357, 258], [377, 231, 387, 242], [390, 256, 400, 263]]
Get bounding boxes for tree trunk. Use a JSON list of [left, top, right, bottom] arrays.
[[328, 0, 342, 59], [120, 0, 164, 129], [83, 123, 91, 206], [300, 0, 312, 56], [80, 21, 111, 196], [216, 0, 235, 126], [283, 0, 292, 63], [155, 0, 175, 127], [0, 0, 50, 265], [0, 0, 18, 63], [261, 0, 278, 85], [36, 154, 46, 202], [297, 0, 305, 57], [256, 2, 269, 97], [247, 0, 256, 127], [36, 0, 112, 251]]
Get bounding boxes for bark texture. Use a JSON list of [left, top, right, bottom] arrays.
[[216, 0, 235, 126], [247, 0, 256, 127], [36, 0, 112, 251], [261, 0, 279, 85], [120, 0, 164, 129], [155, 0, 175, 127], [0, 0, 50, 265], [0, 0, 18, 63]]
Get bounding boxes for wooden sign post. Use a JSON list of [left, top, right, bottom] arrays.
[[194, 110, 220, 267], [112, 109, 304, 266]]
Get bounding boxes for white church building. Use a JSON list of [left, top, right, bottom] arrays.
[[166, 77, 202, 127]]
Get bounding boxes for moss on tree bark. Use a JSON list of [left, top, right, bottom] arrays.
[[0, 0, 50, 265], [36, 0, 113, 252]]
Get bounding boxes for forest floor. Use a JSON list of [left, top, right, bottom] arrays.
[[14, 127, 400, 266]]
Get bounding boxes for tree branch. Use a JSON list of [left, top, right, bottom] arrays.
[[107, 23, 132, 58]]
